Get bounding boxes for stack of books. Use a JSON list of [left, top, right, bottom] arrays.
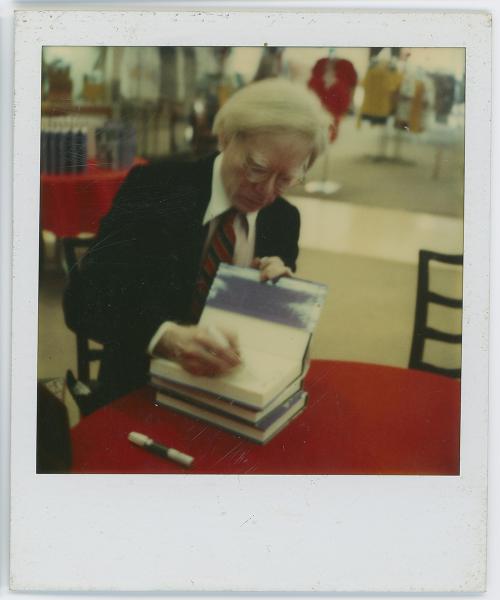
[[149, 264, 327, 444], [40, 126, 88, 174]]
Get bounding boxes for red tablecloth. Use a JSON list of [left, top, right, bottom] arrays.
[[40, 161, 140, 237], [70, 360, 461, 475]]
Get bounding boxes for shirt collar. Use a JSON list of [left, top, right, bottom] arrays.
[[203, 153, 258, 228]]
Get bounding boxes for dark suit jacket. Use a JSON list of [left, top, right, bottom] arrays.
[[64, 153, 300, 397]]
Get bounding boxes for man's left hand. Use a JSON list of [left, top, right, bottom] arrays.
[[251, 256, 293, 282]]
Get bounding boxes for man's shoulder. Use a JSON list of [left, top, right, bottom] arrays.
[[263, 195, 300, 220], [130, 153, 216, 185]]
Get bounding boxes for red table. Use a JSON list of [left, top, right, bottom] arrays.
[[70, 360, 461, 475], [40, 161, 140, 237]]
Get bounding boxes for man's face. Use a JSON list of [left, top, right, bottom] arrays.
[[220, 131, 313, 213]]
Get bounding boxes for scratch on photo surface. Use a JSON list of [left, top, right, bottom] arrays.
[[232, 449, 249, 465], [240, 515, 254, 527], [190, 426, 209, 441], [213, 442, 244, 466], [244, 464, 258, 474]]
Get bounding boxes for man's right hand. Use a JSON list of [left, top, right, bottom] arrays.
[[153, 323, 241, 377]]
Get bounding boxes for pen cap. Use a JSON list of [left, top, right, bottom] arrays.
[[168, 448, 194, 468], [128, 431, 151, 446]]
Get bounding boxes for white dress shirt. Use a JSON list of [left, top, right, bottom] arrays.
[[148, 153, 259, 354]]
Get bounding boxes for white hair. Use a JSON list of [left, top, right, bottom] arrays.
[[212, 78, 331, 167]]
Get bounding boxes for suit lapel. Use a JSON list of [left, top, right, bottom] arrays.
[[255, 200, 280, 258], [178, 154, 217, 283]]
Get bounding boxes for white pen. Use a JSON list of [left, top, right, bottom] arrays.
[[128, 432, 194, 467]]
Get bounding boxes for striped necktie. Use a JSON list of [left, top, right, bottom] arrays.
[[190, 208, 238, 322]]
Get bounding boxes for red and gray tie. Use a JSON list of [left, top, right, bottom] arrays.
[[190, 208, 237, 321]]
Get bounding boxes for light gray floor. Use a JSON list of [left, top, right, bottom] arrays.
[[299, 115, 465, 218]]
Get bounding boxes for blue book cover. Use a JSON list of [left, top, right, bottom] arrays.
[[206, 263, 328, 333]]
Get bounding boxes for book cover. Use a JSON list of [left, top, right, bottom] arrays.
[[205, 263, 327, 333]]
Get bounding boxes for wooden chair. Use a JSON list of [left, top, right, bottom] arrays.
[[62, 237, 104, 383], [409, 250, 463, 378]]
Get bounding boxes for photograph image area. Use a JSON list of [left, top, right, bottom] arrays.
[[37, 45, 464, 475]]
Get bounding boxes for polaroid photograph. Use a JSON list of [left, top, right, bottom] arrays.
[[10, 8, 491, 593]]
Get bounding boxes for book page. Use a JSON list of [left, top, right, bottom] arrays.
[[151, 348, 301, 404], [200, 306, 311, 362]]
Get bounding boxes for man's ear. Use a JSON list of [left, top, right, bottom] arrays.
[[218, 133, 230, 152]]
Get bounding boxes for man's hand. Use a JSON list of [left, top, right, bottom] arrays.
[[154, 323, 241, 376], [251, 256, 293, 282]]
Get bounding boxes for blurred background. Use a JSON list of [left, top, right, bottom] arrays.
[[38, 46, 465, 424]]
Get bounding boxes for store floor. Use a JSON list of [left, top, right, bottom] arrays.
[[298, 115, 465, 218]]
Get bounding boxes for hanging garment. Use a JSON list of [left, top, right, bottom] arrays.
[[308, 57, 358, 140], [429, 73, 456, 123], [359, 60, 403, 123], [119, 47, 161, 102], [394, 74, 432, 133]]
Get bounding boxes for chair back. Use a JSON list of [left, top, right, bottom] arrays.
[[409, 250, 463, 378], [62, 237, 104, 383]]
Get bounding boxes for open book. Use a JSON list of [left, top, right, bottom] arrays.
[[150, 264, 327, 409]]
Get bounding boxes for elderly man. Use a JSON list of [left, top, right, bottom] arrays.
[[64, 78, 330, 404]]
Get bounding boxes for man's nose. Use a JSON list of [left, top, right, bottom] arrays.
[[255, 174, 278, 199]]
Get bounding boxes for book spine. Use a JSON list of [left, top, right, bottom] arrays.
[[61, 128, 71, 174], [45, 130, 52, 174], [124, 125, 137, 169], [54, 128, 63, 175], [73, 128, 88, 173], [80, 127, 88, 173], [111, 126, 119, 170], [118, 124, 125, 170], [153, 387, 261, 425]]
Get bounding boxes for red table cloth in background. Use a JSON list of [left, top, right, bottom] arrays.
[[40, 161, 141, 237], [70, 360, 461, 475]]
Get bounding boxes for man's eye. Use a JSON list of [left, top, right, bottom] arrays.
[[250, 166, 266, 174]]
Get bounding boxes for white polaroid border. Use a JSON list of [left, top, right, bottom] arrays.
[[10, 8, 491, 593]]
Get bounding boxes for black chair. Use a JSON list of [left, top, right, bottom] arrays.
[[409, 250, 463, 378], [62, 237, 104, 383]]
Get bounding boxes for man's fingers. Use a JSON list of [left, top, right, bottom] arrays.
[[182, 346, 230, 374], [167, 324, 241, 376], [255, 256, 291, 279], [217, 326, 241, 355], [194, 331, 241, 367], [181, 357, 222, 377], [260, 264, 293, 282]]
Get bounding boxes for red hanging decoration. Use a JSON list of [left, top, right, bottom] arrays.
[[308, 57, 358, 141]]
